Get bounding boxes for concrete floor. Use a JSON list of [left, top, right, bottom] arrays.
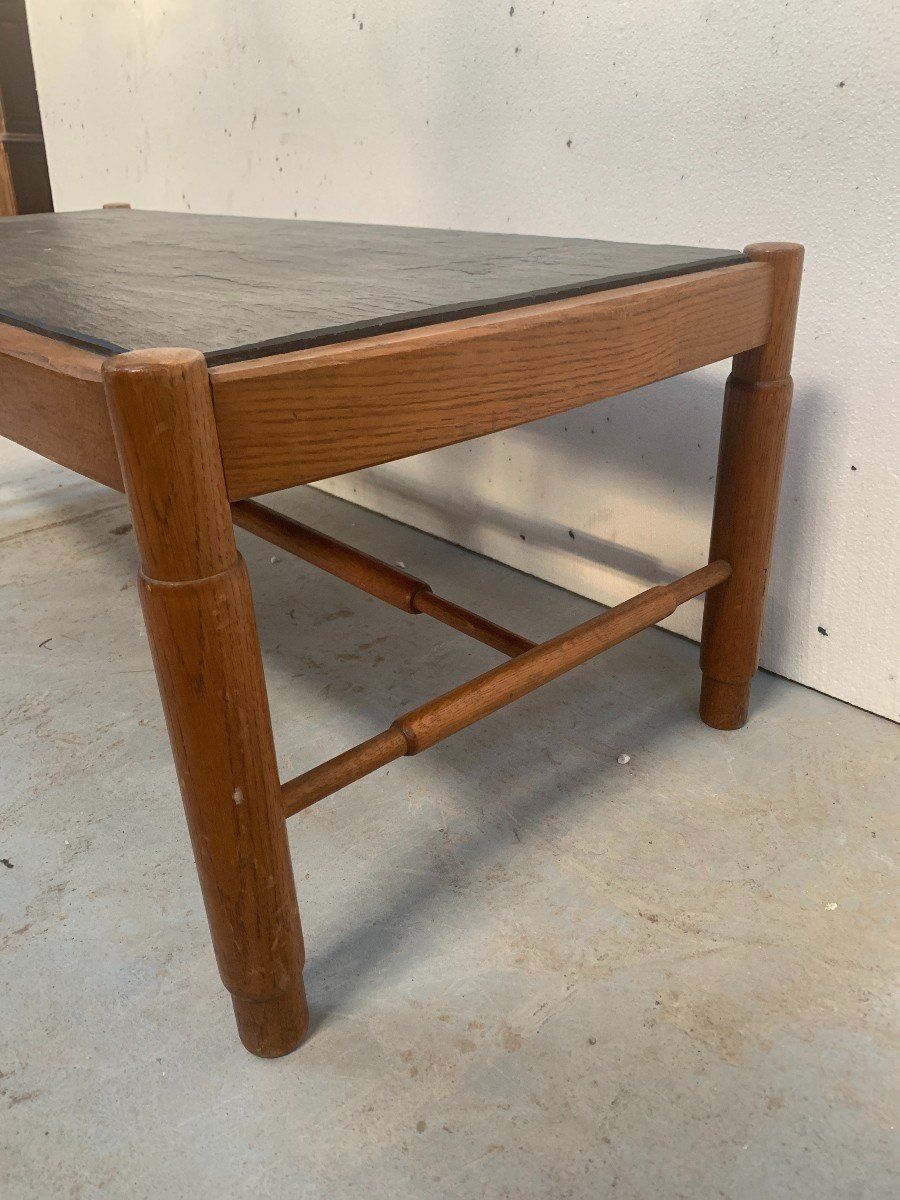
[[1, 439, 898, 1200]]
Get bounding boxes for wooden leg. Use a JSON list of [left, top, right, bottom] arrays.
[[103, 349, 307, 1057], [700, 243, 804, 729]]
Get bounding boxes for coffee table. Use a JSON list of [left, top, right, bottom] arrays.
[[0, 208, 802, 1056]]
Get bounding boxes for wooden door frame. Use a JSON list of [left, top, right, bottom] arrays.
[[0, 0, 53, 215]]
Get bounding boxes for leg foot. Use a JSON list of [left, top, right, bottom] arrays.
[[232, 982, 310, 1058], [700, 675, 750, 730]]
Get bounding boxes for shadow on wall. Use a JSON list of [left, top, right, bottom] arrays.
[[319, 368, 828, 674]]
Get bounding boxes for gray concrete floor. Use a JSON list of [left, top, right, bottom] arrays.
[[1, 439, 898, 1200]]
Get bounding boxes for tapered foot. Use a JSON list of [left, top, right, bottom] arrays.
[[232, 982, 310, 1058], [699, 675, 750, 730]]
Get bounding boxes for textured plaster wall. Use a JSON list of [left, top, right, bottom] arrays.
[[25, 1, 900, 719]]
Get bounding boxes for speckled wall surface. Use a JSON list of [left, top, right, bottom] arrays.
[[23, 1, 899, 720]]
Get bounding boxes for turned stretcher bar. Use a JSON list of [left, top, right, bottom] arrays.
[[232, 500, 730, 818], [232, 499, 535, 657]]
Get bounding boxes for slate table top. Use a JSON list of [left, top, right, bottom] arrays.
[[0, 209, 746, 366]]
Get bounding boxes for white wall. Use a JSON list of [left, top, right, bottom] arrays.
[[26, 0, 900, 720]]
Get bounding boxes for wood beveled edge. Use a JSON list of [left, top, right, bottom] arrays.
[[208, 260, 772, 386], [209, 259, 775, 499], [0, 318, 107, 381], [1, 257, 776, 504], [0, 319, 125, 491]]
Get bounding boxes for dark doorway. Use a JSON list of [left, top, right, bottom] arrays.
[[0, 0, 52, 215]]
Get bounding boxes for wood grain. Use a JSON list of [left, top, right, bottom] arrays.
[[0, 320, 120, 488], [395, 561, 731, 754], [700, 244, 804, 729], [0, 211, 803, 1058], [212, 262, 774, 497], [0, 264, 771, 502], [232, 497, 428, 611], [412, 590, 535, 658], [103, 349, 234, 580], [281, 561, 731, 814], [282, 728, 409, 817], [103, 349, 308, 1057], [232, 498, 535, 656]]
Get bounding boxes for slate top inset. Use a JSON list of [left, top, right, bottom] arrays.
[[0, 209, 747, 366]]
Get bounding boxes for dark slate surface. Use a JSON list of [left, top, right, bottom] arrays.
[[0, 209, 746, 365]]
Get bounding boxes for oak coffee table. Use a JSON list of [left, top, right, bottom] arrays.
[[0, 208, 802, 1056]]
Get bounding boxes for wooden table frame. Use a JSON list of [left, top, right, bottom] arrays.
[[0, 241, 803, 1056]]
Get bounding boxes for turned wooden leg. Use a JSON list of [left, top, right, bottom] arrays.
[[103, 348, 307, 1057], [700, 243, 804, 730]]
